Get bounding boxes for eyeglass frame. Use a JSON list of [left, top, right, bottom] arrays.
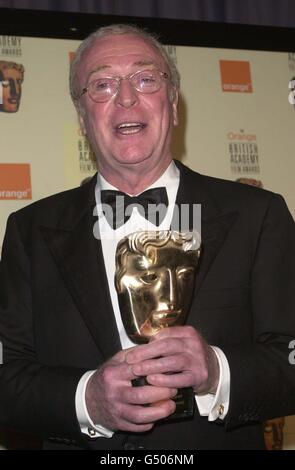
[[74, 68, 170, 103]]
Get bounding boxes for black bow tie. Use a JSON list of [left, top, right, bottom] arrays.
[[100, 187, 168, 228]]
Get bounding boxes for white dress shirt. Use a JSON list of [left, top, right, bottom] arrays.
[[75, 161, 230, 438]]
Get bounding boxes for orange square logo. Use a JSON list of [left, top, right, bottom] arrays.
[[219, 60, 253, 93], [0, 163, 32, 199]]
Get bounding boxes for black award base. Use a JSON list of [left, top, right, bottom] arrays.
[[132, 377, 195, 422]]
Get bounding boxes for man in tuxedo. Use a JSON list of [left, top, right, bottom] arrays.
[[0, 24, 294, 450]]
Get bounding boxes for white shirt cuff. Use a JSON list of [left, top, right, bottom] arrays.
[[75, 370, 114, 439], [195, 346, 230, 421]]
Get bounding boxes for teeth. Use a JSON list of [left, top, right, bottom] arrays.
[[116, 122, 146, 135], [118, 122, 142, 129]]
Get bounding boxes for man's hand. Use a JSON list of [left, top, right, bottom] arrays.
[[85, 348, 177, 433], [125, 326, 220, 395]]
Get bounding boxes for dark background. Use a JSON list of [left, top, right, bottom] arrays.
[[0, 0, 294, 28]]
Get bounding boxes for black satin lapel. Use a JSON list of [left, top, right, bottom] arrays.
[[40, 209, 121, 360], [193, 211, 238, 296], [174, 160, 220, 221], [173, 160, 238, 309]]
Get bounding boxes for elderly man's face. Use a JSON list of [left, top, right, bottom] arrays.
[[76, 33, 178, 176], [0, 66, 23, 113]]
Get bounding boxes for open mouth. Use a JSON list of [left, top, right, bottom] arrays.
[[116, 122, 147, 135]]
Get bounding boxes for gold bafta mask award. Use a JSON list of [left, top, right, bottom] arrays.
[[115, 230, 201, 421]]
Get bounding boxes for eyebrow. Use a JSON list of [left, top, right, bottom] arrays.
[[86, 65, 110, 83], [132, 60, 156, 68], [86, 60, 158, 83]]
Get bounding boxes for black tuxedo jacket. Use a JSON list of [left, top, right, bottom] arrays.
[[0, 161, 294, 450]]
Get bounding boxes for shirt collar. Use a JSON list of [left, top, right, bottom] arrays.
[[97, 160, 179, 196], [95, 160, 180, 228]]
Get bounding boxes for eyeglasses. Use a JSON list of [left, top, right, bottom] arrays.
[[76, 68, 169, 103]]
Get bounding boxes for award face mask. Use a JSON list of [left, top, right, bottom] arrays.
[[115, 230, 201, 343]]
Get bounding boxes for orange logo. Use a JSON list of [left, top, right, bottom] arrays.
[[0, 163, 32, 199], [220, 60, 253, 93]]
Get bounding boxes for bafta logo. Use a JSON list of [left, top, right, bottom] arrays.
[[0, 61, 24, 113]]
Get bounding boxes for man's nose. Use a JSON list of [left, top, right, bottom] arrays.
[[114, 78, 139, 108]]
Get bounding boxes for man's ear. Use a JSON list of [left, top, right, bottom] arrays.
[[172, 89, 179, 126], [78, 112, 86, 136]]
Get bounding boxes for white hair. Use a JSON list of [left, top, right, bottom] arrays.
[[69, 23, 180, 108]]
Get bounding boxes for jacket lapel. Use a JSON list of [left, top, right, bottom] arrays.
[[174, 160, 238, 299], [40, 176, 121, 360]]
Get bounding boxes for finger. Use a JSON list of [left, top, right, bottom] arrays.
[[121, 400, 176, 424], [116, 420, 154, 433], [121, 385, 177, 405], [151, 325, 198, 341], [110, 346, 138, 365], [147, 372, 194, 389], [131, 355, 188, 377], [126, 338, 185, 364], [98, 361, 138, 383]]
